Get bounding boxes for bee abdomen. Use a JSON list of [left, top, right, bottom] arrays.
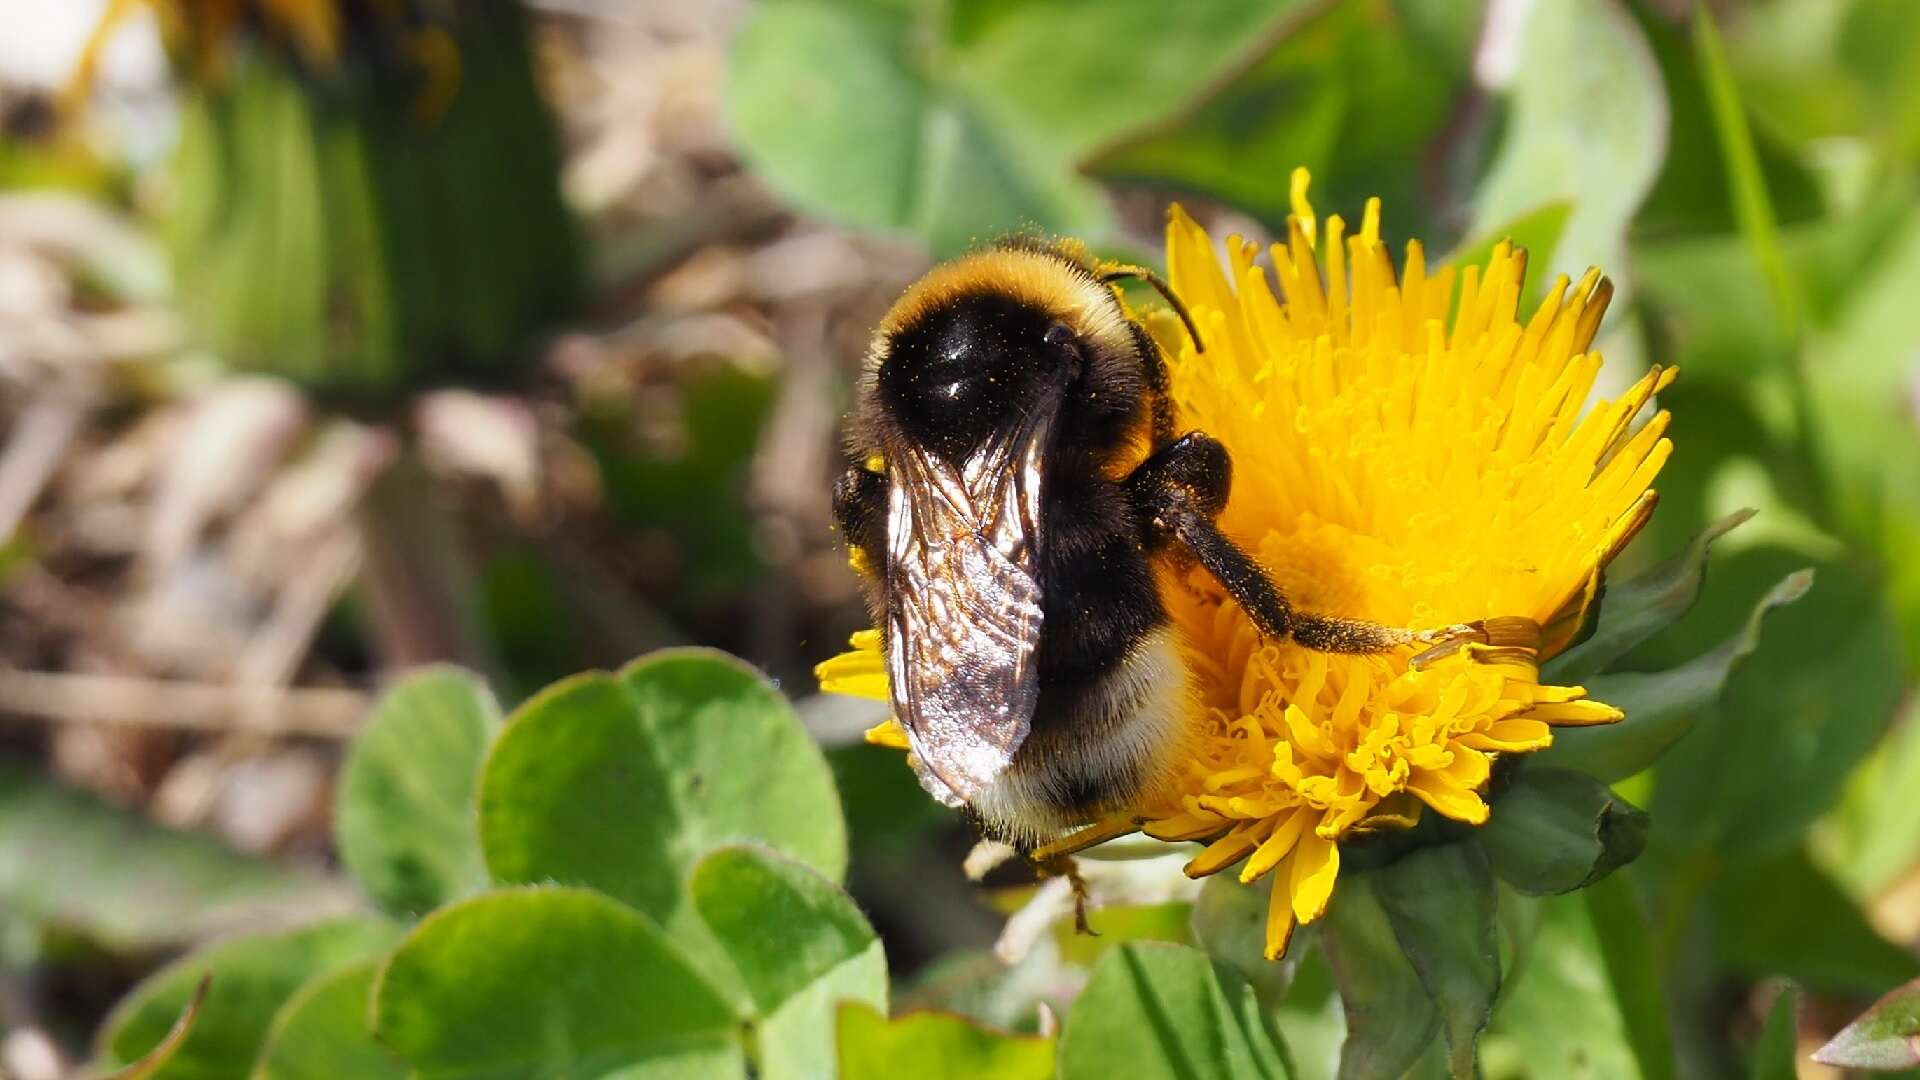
[[969, 627, 1188, 846]]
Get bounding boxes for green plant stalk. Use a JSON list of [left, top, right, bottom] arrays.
[[1692, 6, 1800, 340], [167, 3, 579, 406]]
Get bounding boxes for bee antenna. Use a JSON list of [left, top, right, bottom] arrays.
[[1098, 264, 1206, 354]]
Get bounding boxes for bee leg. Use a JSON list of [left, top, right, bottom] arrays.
[[1127, 432, 1291, 638], [832, 461, 888, 574], [1128, 432, 1494, 657], [1032, 853, 1097, 937]]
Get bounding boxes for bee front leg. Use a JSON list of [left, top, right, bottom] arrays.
[[1126, 432, 1501, 659]]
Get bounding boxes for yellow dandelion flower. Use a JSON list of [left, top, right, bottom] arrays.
[[819, 169, 1673, 960]]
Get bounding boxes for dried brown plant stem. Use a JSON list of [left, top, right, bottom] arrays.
[[0, 671, 367, 738]]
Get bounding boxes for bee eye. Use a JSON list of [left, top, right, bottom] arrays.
[[1042, 322, 1075, 349]]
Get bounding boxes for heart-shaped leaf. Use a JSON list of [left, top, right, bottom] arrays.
[[255, 961, 406, 1080], [372, 886, 741, 1079], [691, 845, 887, 1080], [480, 649, 846, 937], [101, 976, 209, 1080], [96, 916, 399, 1080], [335, 666, 501, 916]]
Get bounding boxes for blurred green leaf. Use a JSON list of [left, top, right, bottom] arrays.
[[1692, 6, 1800, 336], [1473, 0, 1667, 289], [1443, 200, 1573, 306], [1584, 875, 1676, 1080], [728, 0, 1104, 255], [1630, 7, 1821, 239], [335, 667, 501, 916], [1052, 901, 1193, 967], [1817, 699, 1920, 897], [254, 962, 406, 1080], [169, 6, 577, 400], [1798, 205, 1920, 663], [1059, 941, 1287, 1080], [837, 1003, 1053, 1080], [97, 916, 399, 1080], [1478, 767, 1649, 895], [1091, 0, 1480, 238], [1813, 975, 1920, 1070], [829, 742, 949, 857], [373, 886, 742, 1078], [732, 0, 1318, 254], [1635, 188, 1915, 390], [1542, 569, 1810, 784], [1272, 948, 1346, 1080], [589, 368, 775, 604], [101, 975, 208, 1080], [1707, 846, 1920, 998], [1635, 232, 1795, 379], [480, 548, 586, 696], [1750, 985, 1801, 1080], [1321, 878, 1438, 1080], [480, 649, 846, 912], [0, 534, 32, 588], [945, 0, 1301, 159], [691, 845, 886, 1080], [1491, 893, 1647, 1078], [1545, 508, 1756, 685], [1650, 546, 1904, 858], [1374, 845, 1500, 1078], [895, 946, 1066, 1036], [1193, 875, 1302, 1005], [1728, 0, 1920, 161], [0, 764, 353, 953]]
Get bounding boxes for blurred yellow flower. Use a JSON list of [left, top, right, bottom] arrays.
[[820, 169, 1672, 960], [75, 0, 341, 88]]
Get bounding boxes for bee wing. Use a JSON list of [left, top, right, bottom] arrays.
[[883, 430, 1048, 805]]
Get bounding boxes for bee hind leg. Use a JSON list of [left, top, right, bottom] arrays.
[[1127, 431, 1507, 660], [1031, 853, 1097, 937]]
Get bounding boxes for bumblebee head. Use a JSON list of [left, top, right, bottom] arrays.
[[866, 241, 1150, 465]]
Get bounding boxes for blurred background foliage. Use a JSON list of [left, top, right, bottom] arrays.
[[0, 0, 1916, 1075]]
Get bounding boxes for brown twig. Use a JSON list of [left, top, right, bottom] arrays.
[[0, 671, 368, 738], [0, 393, 86, 542]]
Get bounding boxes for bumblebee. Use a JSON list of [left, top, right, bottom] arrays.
[[834, 238, 1495, 847]]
